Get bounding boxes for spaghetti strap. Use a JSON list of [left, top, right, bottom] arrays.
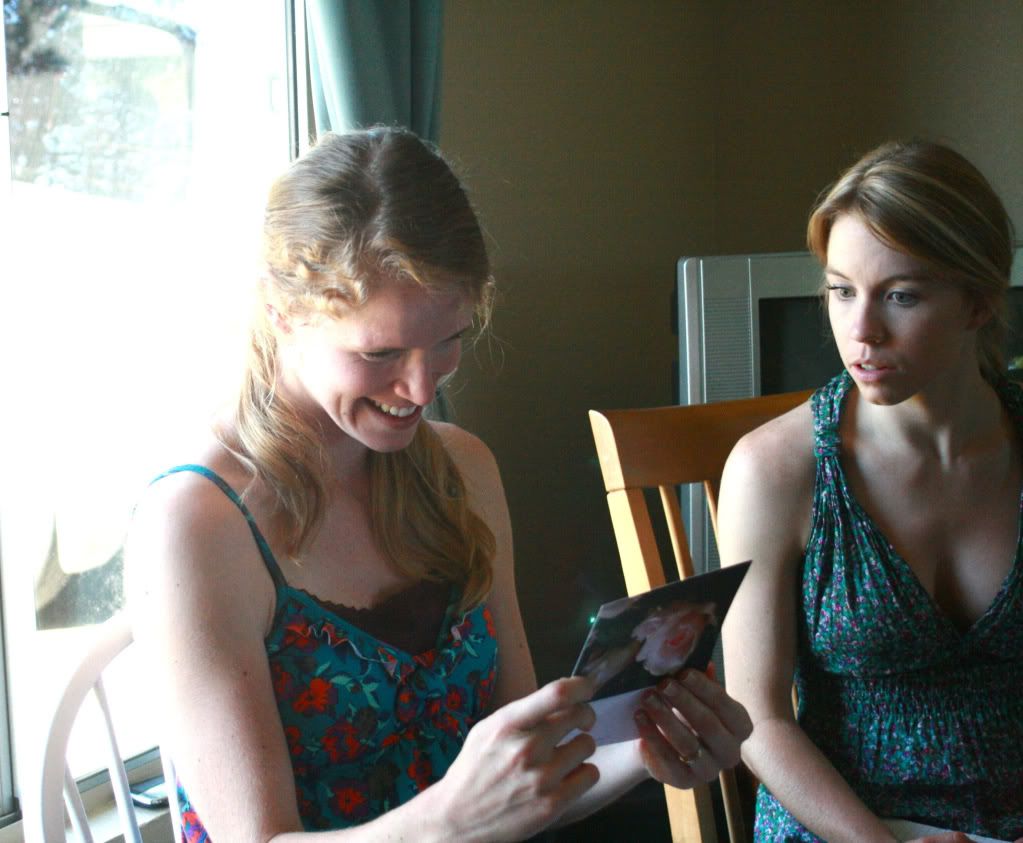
[[151, 464, 287, 589]]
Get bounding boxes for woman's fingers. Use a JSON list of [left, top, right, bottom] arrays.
[[541, 697, 597, 744], [436, 680, 602, 842], [637, 670, 753, 786], [547, 733, 600, 788], [677, 669, 753, 741], [659, 671, 751, 766], [498, 676, 595, 733], [478, 677, 598, 789], [634, 708, 702, 786]]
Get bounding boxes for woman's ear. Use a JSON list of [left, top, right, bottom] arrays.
[[966, 299, 993, 331]]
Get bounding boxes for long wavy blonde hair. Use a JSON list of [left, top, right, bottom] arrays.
[[807, 140, 1015, 384], [223, 128, 497, 611]]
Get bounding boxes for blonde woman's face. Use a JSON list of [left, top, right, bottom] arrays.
[[276, 282, 472, 454], [825, 214, 981, 406]]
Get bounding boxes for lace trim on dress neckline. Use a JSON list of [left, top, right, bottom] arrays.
[[291, 576, 450, 619]]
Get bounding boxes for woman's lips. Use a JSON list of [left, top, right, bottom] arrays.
[[367, 399, 423, 426], [851, 362, 895, 382]]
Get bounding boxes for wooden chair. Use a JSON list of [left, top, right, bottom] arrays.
[[34, 613, 181, 842], [588, 389, 812, 843]]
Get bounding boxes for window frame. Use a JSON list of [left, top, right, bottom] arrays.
[[0, 1, 306, 832], [0, 9, 19, 828]]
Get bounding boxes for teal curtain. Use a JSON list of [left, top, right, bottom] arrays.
[[306, 0, 444, 141]]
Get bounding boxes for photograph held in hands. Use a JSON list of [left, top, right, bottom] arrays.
[[571, 561, 751, 744]]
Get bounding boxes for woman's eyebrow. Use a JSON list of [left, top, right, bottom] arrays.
[[824, 267, 931, 283], [358, 324, 472, 352]]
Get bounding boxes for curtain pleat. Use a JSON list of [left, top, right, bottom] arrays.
[[306, 0, 443, 141]]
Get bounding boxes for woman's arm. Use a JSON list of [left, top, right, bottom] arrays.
[[126, 471, 311, 840], [717, 407, 900, 843]]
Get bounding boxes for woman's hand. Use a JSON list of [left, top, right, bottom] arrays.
[[906, 834, 977, 843], [634, 667, 753, 787], [430, 676, 600, 843]]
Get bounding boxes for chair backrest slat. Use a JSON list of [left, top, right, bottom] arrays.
[[94, 678, 144, 843], [659, 484, 694, 580], [63, 766, 93, 843]]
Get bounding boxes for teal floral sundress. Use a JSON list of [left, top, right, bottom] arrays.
[[754, 372, 1023, 842], [155, 465, 499, 839]]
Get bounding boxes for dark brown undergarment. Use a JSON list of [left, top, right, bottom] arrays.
[[296, 577, 452, 656]]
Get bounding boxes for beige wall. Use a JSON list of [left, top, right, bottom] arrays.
[[440, 0, 1023, 681]]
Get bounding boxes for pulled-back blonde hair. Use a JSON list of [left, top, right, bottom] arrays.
[[807, 140, 1015, 383], [225, 127, 496, 611]]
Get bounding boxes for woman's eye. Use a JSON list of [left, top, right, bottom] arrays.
[[359, 350, 401, 362], [826, 285, 854, 300], [888, 290, 918, 306]]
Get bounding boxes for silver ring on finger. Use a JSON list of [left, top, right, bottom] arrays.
[[680, 744, 704, 766]]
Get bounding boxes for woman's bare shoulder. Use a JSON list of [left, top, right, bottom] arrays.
[[426, 420, 511, 544], [131, 441, 254, 545], [718, 399, 817, 565], [428, 420, 503, 492], [126, 441, 275, 630], [726, 399, 816, 492]]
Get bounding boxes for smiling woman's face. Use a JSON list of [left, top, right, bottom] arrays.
[[276, 282, 473, 455]]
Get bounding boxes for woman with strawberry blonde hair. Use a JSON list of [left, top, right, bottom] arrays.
[[128, 126, 752, 841]]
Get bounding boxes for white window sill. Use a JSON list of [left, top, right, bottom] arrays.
[[0, 800, 175, 843]]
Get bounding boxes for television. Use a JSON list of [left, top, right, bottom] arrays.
[[675, 246, 1023, 573]]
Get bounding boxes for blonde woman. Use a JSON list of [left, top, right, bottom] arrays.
[[127, 127, 752, 841], [719, 140, 1023, 842]]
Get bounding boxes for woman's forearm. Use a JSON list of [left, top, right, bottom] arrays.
[[267, 784, 452, 843], [745, 717, 897, 843]]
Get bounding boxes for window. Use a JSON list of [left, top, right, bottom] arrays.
[[0, 0, 291, 815]]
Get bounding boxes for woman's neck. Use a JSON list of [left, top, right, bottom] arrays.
[[853, 367, 1006, 465]]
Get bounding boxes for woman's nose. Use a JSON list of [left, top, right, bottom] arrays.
[[395, 353, 438, 406], [849, 302, 886, 345]]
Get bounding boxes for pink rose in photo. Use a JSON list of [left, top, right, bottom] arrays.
[[632, 601, 716, 676]]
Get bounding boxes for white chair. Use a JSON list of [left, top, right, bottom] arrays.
[[35, 612, 181, 842]]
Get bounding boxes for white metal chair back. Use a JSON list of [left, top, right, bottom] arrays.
[[36, 613, 177, 842]]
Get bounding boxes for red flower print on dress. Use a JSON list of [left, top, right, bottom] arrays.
[[281, 616, 319, 652], [396, 685, 419, 723], [181, 806, 211, 843], [293, 676, 337, 715], [323, 721, 363, 763], [285, 725, 304, 757], [483, 606, 496, 638], [437, 712, 463, 737], [331, 779, 370, 820], [446, 687, 464, 711], [271, 661, 295, 698], [407, 749, 434, 791]]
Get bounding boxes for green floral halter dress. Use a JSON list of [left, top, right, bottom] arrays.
[[754, 372, 1023, 842]]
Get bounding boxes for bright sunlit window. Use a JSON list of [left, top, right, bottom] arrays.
[[0, 0, 290, 803]]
